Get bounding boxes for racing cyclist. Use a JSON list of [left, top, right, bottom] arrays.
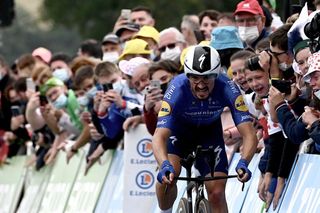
[[152, 45, 258, 213]]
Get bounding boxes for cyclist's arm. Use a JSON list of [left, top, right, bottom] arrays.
[[152, 127, 171, 165], [237, 121, 258, 162]]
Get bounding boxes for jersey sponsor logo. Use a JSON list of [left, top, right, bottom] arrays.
[[158, 101, 171, 117], [164, 85, 175, 100], [235, 95, 248, 112], [135, 170, 154, 189], [136, 138, 153, 158]]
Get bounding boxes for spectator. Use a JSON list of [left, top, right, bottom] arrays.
[[101, 33, 121, 63], [78, 39, 103, 60], [180, 15, 200, 46], [49, 53, 73, 86], [210, 26, 244, 72], [130, 6, 155, 27], [16, 54, 37, 78], [158, 27, 187, 64], [32, 47, 52, 65], [198, 9, 220, 41], [144, 60, 180, 135], [133, 26, 160, 61], [118, 38, 152, 60], [234, 0, 269, 49], [115, 23, 140, 46]]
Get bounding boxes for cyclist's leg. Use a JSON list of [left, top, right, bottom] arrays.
[[156, 153, 181, 211], [205, 172, 228, 213]]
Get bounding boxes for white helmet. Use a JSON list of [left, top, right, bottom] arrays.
[[184, 45, 221, 76]]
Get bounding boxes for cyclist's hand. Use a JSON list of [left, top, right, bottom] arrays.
[[157, 160, 175, 184], [235, 159, 252, 182]]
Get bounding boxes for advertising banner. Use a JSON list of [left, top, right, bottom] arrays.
[[123, 124, 157, 213], [95, 150, 124, 213], [65, 150, 113, 212], [17, 165, 53, 213], [38, 150, 84, 213], [279, 154, 320, 213], [0, 156, 26, 213], [226, 153, 260, 213]]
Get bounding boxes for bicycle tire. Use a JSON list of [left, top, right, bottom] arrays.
[[176, 198, 189, 213], [197, 199, 212, 213]]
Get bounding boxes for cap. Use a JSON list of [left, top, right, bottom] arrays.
[[40, 77, 64, 95], [133, 26, 160, 44], [32, 47, 52, 64], [303, 52, 320, 83], [119, 57, 150, 76], [102, 33, 120, 44], [115, 23, 140, 37], [234, 0, 264, 16], [118, 38, 151, 60], [210, 26, 244, 50], [293, 40, 309, 58]]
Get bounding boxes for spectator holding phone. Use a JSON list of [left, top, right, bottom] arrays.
[[144, 60, 180, 135]]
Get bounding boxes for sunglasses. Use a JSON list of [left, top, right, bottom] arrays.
[[187, 74, 218, 84], [158, 42, 179, 53]]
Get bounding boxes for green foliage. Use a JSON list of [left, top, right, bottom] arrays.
[[42, 0, 240, 40], [0, 5, 82, 64]]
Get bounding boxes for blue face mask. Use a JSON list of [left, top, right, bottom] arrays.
[[52, 68, 70, 82], [52, 93, 68, 109], [86, 86, 97, 99]]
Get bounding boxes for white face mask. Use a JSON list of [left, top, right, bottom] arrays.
[[279, 62, 289, 71], [52, 68, 70, 82], [52, 93, 68, 109], [238, 26, 259, 44], [112, 80, 124, 94], [86, 86, 97, 99], [77, 96, 89, 107], [102, 52, 119, 63], [161, 46, 181, 61]]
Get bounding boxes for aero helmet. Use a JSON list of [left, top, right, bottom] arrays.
[[184, 45, 221, 76]]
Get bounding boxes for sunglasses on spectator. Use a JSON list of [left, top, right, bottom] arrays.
[[187, 74, 218, 84], [235, 16, 261, 25], [158, 42, 180, 53]]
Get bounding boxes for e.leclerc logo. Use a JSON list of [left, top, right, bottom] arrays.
[[136, 170, 154, 189], [137, 138, 153, 157]]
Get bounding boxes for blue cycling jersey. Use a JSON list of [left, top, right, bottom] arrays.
[[157, 73, 252, 133]]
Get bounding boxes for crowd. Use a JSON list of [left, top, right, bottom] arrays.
[[1, 0, 320, 211]]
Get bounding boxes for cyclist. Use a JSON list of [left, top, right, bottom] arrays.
[[152, 45, 258, 212]]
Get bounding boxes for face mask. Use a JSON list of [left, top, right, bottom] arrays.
[[0, 72, 3, 81], [112, 80, 124, 94], [52, 93, 68, 109], [86, 86, 97, 99], [150, 50, 157, 61], [278, 62, 289, 71], [102, 52, 119, 63], [161, 46, 181, 61], [52, 68, 70, 82], [238, 26, 259, 44], [77, 96, 89, 107], [120, 42, 125, 50]]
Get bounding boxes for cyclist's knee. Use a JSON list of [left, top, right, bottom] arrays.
[[206, 183, 226, 204]]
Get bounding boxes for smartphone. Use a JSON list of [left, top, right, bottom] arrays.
[[121, 9, 131, 20], [26, 78, 36, 92], [39, 95, 48, 106], [103, 83, 113, 92], [271, 79, 291, 94], [11, 105, 22, 117], [150, 80, 161, 89]]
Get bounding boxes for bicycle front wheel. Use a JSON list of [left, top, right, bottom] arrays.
[[176, 197, 189, 213], [197, 199, 212, 213]]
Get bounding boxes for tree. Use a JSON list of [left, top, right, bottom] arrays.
[[42, 0, 240, 40]]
